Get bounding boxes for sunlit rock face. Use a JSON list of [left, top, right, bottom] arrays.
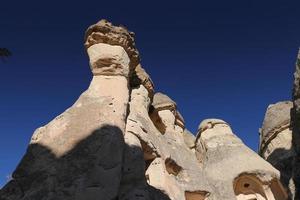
[[0, 20, 288, 200], [259, 101, 295, 198], [84, 19, 140, 70], [0, 19, 133, 200], [195, 119, 287, 200]]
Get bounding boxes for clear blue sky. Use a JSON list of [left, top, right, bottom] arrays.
[[0, 0, 299, 187]]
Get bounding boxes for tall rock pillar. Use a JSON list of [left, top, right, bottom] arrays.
[[0, 20, 139, 200]]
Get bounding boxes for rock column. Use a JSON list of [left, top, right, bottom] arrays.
[[0, 20, 136, 200]]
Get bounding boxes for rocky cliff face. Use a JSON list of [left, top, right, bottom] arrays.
[[0, 20, 288, 200]]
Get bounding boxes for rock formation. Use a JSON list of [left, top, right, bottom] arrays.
[[259, 50, 300, 200], [0, 20, 288, 200], [259, 102, 295, 198], [196, 119, 287, 200]]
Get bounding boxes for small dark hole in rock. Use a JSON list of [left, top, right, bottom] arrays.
[[244, 183, 250, 188]]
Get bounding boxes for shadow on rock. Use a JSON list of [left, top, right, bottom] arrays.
[[0, 125, 169, 200], [267, 147, 294, 199], [291, 106, 300, 199]]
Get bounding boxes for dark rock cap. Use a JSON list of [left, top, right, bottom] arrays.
[[84, 19, 140, 69]]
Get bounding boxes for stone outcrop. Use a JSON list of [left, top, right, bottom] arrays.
[[84, 19, 140, 70], [0, 19, 135, 200], [258, 50, 300, 200], [196, 119, 287, 200], [0, 20, 289, 200], [259, 101, 295, 198]]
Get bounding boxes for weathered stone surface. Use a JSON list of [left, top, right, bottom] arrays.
[[152, 92, 176, 111], [292, 49, 300, 199], [182, 129, 195, 149], [85, 19, 140, 69], [125, 88, 212, 200], [0, 19, 290, 200], [175, 111, 185, 129], [130, 64, 154, 98], [0, 21, 131, 200], [87, 43, 130, 77], [260, 101, 293, 153], [259, 101, 295, 199], [195, 119, 288, 199], [149, 93, 186, 135], [1, 75, 129, 200], [255, 50, 300, 200]]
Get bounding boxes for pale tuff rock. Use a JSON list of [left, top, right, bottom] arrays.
[[149, 93, 185, 134], [196, 119, 287, 200], [1, 20, 131, 200], [152, 92, 177, 111], [260, 101, 293, 155], [197, 118, 230, 136], [182, 129, 196, 149], [1, 76, 129, 199], [0, 19, 290, 200], [126, 87, 211, 200], [175, 111, 185, 129], [260, 101, 295, 199], [87, 43, 130, 77], [258, 50, 300, 200]]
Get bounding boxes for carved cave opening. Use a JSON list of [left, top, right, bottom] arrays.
[[233, 174, 287, 200]]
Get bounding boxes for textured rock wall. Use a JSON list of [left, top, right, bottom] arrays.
[[0, 20, 288, 200], [292, 49, 300, 199]]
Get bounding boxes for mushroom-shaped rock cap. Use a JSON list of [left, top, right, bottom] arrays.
[[84, 19, 140, 69], [152, 92, 177, 111], [195, 118, 231, 143], [260, 101, 292, 149], [197, 118, 228, 134]]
